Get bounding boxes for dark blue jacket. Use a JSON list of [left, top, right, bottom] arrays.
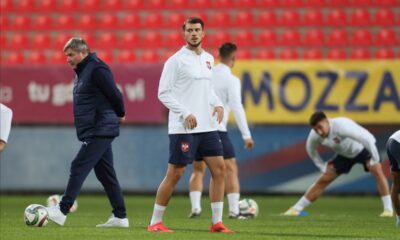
[[73, 53, 125, 141]]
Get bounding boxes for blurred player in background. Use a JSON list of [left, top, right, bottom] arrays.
[[283, 111, 393, 217], [148, 17, 233, 233], [386, 130, 400, 227], [0, 103, 13, 153], [188, 42, 254, 219], [46, 38, 129, 228]]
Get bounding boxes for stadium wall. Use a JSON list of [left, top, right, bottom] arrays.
[[0, 125, 397, 194]]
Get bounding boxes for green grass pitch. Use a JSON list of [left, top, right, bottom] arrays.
[[0, 195, 398, 240]]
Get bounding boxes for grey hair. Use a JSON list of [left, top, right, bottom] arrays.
[[63, 37, 90, 53]]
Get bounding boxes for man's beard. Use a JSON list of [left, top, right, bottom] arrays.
[[187, 39, 202, 48]]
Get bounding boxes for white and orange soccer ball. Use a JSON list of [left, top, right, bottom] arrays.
[[46, 194, 78, 213], [239, 198, 259, 218], [24, 204, 49, 227]]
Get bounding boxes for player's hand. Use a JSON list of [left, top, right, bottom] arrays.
[[185, 114, 197, 130], [119, 116, 126, 123], [213, 106, 224, 124], [244, 138, 254, 150]]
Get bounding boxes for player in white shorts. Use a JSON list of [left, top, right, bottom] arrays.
[[0, 103, 13, 153], [386, 130, 400, 227], [282, 111, 393, 217]]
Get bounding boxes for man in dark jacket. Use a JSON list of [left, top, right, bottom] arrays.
[[46, 37, 128, 228]]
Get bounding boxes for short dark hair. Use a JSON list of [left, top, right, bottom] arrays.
[[309, 111, 327, 126], [182, 17, 204, 31], [218, 42, 237, 59]]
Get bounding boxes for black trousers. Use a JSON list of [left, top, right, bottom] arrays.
[[59, 137, 127, 218]]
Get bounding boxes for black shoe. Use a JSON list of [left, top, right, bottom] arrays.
[[188, 211, 201, 218]]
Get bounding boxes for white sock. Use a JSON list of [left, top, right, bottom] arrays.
[[150, 204, 166, 225], [211, 202, 223, 224], [381, 195, 393, 211], [189, 191, 202, 212], [227, 193, 240, 215], [293, 196, 311, 211]]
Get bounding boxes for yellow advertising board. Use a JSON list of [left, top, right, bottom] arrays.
[[232, 60, 400, 124]]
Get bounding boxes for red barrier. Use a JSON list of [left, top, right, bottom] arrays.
[[0, 64, 166, 124]]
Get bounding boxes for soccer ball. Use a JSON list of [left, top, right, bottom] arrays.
[[24, 204, 49, 227], [239, 198, 259, 218], [46, 194, 78, 213]]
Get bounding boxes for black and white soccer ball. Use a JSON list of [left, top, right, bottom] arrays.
[[239, 198, 259, 218], [24, 204, 49, 227]]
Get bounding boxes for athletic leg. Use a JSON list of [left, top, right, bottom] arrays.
[[188, 160, 205, 217], [225, 158, 240, 216], [368, 162, 393, 215]]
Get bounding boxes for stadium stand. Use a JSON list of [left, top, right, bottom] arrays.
[[1, 0, 399, 63]]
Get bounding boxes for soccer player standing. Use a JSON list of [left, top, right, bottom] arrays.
[[282, 111, 393, 217], [386, 130, 400, 227], [147, 17, 233, 233], [188, 42, 255, 219], [0, 103, 13, 153], [46, 38, 129, 228]]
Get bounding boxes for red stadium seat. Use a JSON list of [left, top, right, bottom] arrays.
[[327, 10, 347, 27], [28, 51, 47, 64], [281, 0, 304, 7], [119, 32, 140, 48], [102, 0, 123, 10], [167, 0, 188, 9], [79, 15, 97, 29], [147, 0, 165, 9], [236, 49, 252, 59], [255, 49, 275, 59], [327, 48, 346, 59], [207, 32, 230, 48], [350, 0, 372, 6], [191, 0, 212, 8], [350, 48, 370, 59], [12, 16, 30, 30], [209, 12, 231, 28], [125, 0, 144, 9], [57, 0, 78, 12], [235, 11, 254, 26], [350, 29, 372, 46], [15, 0, 35, 12], [304, 29, 324, 46], [166, 13, 186, 28], [97, 32, 117, 49], [350, 9, 371, 26], [281, 30, 301, 46], [190, 12, 208, 24], [1, 34, 6, 48], [141, 50, 160, 63], [121, 13, 141, 28], [327, 29, 348, 46], [50, 51, 66, 64], [56, 15, 75, 30], [163, 50, 176, 61], [143, 13, 163, 28], [9, 34, 28, 49], [258, 0, 280, 7], [6, 52, 24, 64], [96, 51, 114, 64], [279, 49, 299, 59], [375, 0, 398, 7], [54, 33, 73, 50], [78, 33, 95, 48], [0, 0, 13, 12], [374, 48, 395, 59], [37, 0, 56, 12], [235, 30, 254, 46], [258, 11, 277, 26], [304, 9, 324, 26], [117, 50, 136, 63], [305, 0, 325, 7], [0, 16, 9, 30], [326, 0, 347, 7], [213, 0, 233, 8], [142, 31, 162, 47], [34, 15, 52, 30], [166, 32, 183, 48], [237, 0, 257, 8], [303, 48, 323, 59], [99, 14, 118, 29], [80, 0, 100, 11], [32, 34, 51, 49], [376, 29, 397, 45], [375, 9, 395, 26], [280, 10, 301, 27], [257, 30, 277, 46]]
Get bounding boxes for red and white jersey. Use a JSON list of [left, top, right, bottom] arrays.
[[158, 47, 223, 134], [212, 63, 251, 140], [306, 117, 380, 169], [0, 103, 13, 143], [389, 130, 400, 143]]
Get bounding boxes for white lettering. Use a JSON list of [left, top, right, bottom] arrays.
[[52, 82, 73, 106], [125, 79, 145, 102], [28, 81, 50, 102]]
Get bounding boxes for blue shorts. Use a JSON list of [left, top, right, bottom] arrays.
[[387, 138, 400, 172], [168, 131, 223, 166], [218, 131, 236, 159], [329, 148, 372, 175]]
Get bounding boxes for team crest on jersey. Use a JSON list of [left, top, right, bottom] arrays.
[[333, 137, 341, 144], [181, 142, 190, 152], [206, 61, 211, 70]]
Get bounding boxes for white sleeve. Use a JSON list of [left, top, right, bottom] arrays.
[[157, 59, 191, 120], [208, 58, 223, 108], [229, 77, 251, 140], [0, 104, 13, 143], [338, 119, 380, 165], [306, 131, 326, 172]]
